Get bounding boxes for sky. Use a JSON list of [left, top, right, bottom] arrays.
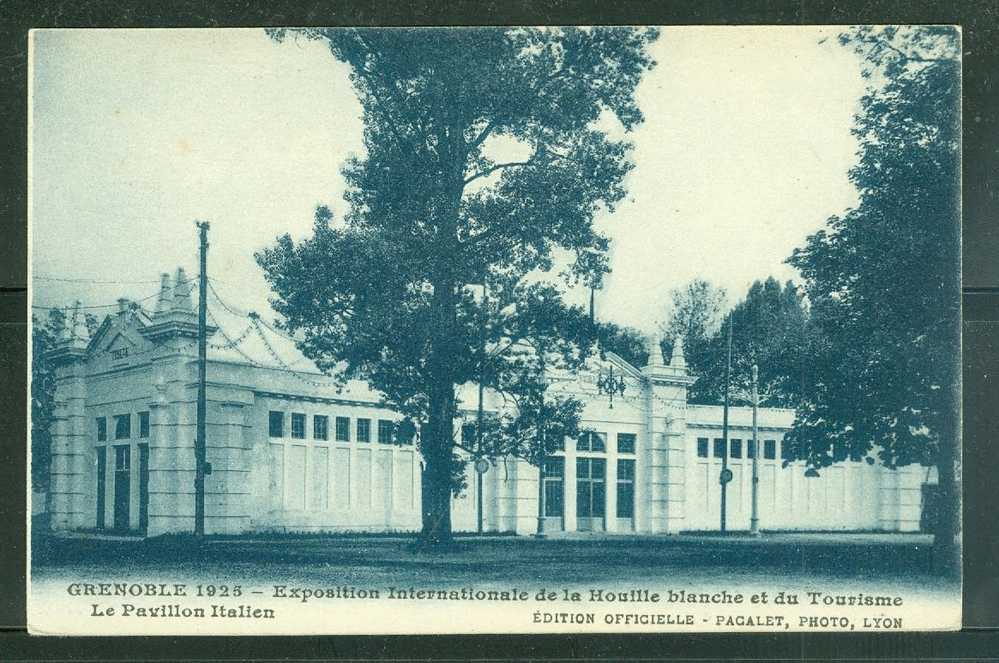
[[30, 27, 866, 334]]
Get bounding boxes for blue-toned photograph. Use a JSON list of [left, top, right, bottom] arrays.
[[28, 26, 961, 634]]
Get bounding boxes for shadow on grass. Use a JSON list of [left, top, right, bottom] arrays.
[[31, 525, 947, 584]]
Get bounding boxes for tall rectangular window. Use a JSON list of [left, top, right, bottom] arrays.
[[697, 437, 709, 458], [378, 420, 394, 445], [781, 440, 793, 461], [138, 411, 150, 438], [335, 416, 350, 442], [577, 431, 606, 452], [617, 433, 636, 454], [461, 423, 476, 446], [731, 439, 742, 458], [95, 447, 106, 529], [747, 439, 756, 459], [96, 417, 107, 442], [268, 411, 284, 438], [114, 414, 131, 440], [713, 438, 726, 458], [291, 413, 306, 439], [314, 415, 329, 441], [764, 439, 777, 460], [576, 457, 606, 518], [616, 458, 635, 518], [543, 457, 564, 517], [356, 418, 371, 443]]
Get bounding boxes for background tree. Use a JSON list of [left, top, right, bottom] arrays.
[[687, 277, 810, 407], [660, 278, 727, 377], [785, 26, 961, 572], [260, 24, 658, 548], [31, 310, 63, 499], [31, 308, 97, 502]]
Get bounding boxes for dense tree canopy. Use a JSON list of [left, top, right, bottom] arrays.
[[687, 278, 810, 408], [784, 26, 960, 569], [260, 27, 658, 545]]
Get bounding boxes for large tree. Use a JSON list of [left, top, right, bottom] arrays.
[[687, 277, 810, 407], [785, 26, 961, 571], [660, 278, 727, 379], [259, 27, 658, 546]]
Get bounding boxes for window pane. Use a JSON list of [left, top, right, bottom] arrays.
[[461, 423, 476, 445], [592, 432, 606, 452], [335, 416, 350, 441], [713, 438, 726, 458], [314, 415, 329, 441], [697, 437, 708, 458], [544, 456, 564, 477], [268, 411, 284, 438], [576, 457, 589, 478], [731, 439, 742, 458], [138, 412, 150, 438], [544, 478, 563, 517], [577, 481, 592, 517], [617, 433, 636, 454], [780, 440, 792, 461], [378, 420, 394, 444], [96, 417, 107, 442], [617, 458, 635, 481], [590, 458, 606, 479], [114, 414, 130, 440], [591, 482, 606, 517], [747, 439, 756, 459], [356, 418, 371, 442], [576, 434, 589, 452], [764, 439, 776, 460], [616, 482, 634, 518], [291, 413, 306, 439]]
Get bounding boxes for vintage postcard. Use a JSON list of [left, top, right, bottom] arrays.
[[27, 26, 961, 635]]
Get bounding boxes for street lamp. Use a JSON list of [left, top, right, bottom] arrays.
[[596, 365, 626, 408], [750, 364, 760, 536]]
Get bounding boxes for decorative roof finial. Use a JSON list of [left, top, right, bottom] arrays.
[[172, 267, 193, 312], [646, 332, 664, 367], [670, 334, 687, 369], [155, 273, 173, 315]]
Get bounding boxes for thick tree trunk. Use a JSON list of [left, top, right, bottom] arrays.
[[932, 429, 960, 577], [419, 276, 459, 548]]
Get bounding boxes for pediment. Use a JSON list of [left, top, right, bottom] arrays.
[[87, 312, 152, 363]]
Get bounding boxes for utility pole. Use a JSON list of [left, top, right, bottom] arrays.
[[720, 316, 732, 533], [476, 281, 486, 535], [750, 363, 760, 536], [194, 221, 209, 537], [535, 351, 547, 539]]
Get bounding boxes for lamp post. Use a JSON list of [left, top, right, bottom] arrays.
[[750, 363, 760, 536], [596, 365, 627, 409]]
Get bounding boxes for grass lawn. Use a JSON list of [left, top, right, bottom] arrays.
[[31, 530, 954, 592]]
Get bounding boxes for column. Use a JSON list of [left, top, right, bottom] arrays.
[[48, 354, 88, 531]]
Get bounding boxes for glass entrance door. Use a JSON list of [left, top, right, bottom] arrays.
[[138, 444, 149, 532], [113, 445, 131, 531], [576, 457, 606, 531], [96, 447, 106, 529]]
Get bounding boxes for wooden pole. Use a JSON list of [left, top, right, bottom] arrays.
[[720, 315, 732, 533], [750, 363, 760, 536], [194, 221, 209, 537]]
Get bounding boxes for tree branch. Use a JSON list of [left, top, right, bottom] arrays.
[[463, 159, 534, 186], [865, 35, 955, 65]]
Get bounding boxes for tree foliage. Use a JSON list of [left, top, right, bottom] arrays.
[[660, 278, 726, 380], [259, 27, 658, 544], [31, 311, 62, 494], [685, 277, 810, 408], [784, 26, 960, 470], [784, 26, 960, 569]]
